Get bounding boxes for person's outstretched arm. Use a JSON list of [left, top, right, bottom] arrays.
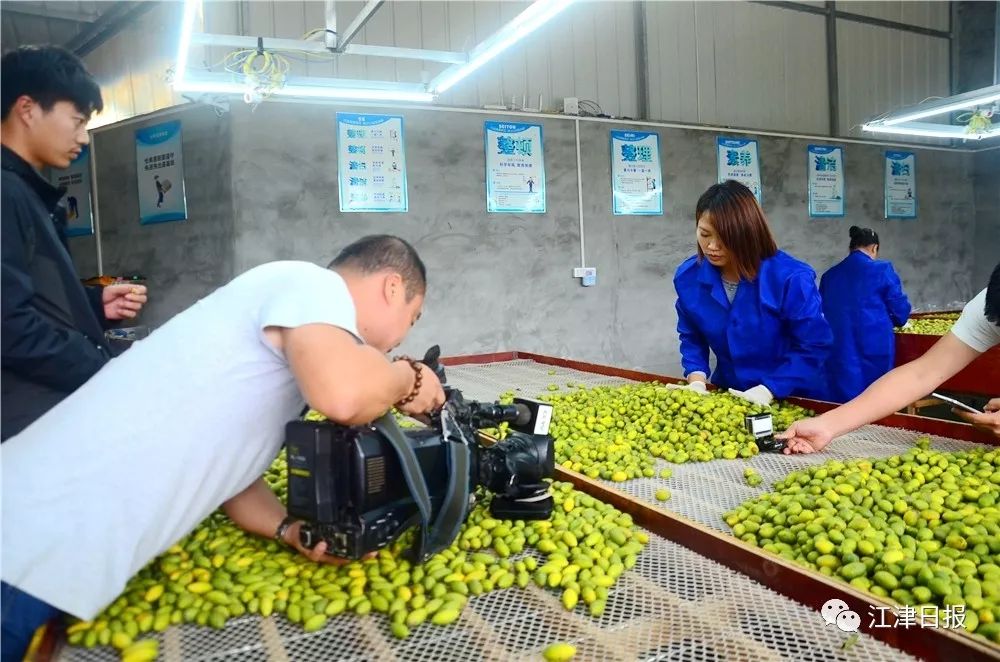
[[779, 332, 981, 452]]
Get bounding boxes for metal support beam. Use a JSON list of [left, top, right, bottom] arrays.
[[324, 0, 337, 51], [634, 1, 648, 121], [183, 70, 428, 94], [751, 0, 950, 40], [752, 1, 827, 18], [825, 1, 839, 136], [189, 32, 466, 64], [835, 8, 950, 40], [336, 0, 384, 52], [2, 5, 98, 23], [64, 2, 157, 57], [949, 0, 958, 95]]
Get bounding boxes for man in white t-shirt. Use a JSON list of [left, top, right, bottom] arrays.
[[780, 262, 1000, 452], [1, 235, 445, 659]]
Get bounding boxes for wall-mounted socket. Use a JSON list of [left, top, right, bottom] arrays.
[[573, 267, 596, 286]]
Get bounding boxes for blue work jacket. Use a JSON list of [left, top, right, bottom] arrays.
[[673, 250, 833, 399], [820, 250, 911, 402]]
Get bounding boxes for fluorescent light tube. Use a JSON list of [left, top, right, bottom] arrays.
[[173, 79, 247, 95], [431, 0, 574, 94], [273, 85, 434, 103], [175, 77, 433, 103], [863, 122, 1000, 140], [173, 0, 201, 90], [882, 88, 1000, 126]]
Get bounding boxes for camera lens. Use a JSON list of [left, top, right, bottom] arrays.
[[480, 432, 554, 497]]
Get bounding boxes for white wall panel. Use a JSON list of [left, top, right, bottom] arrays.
[[646, 1, 828, 134], [196, 1, 638, 118], [82, 2, 182, 128], [59, 0, 952, 141], [837, 18, 950, 137], [843, 2, 950, 31]]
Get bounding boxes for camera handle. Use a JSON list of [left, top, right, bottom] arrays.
[[421, 345, 447, 383], [372, 410, 472, 563]]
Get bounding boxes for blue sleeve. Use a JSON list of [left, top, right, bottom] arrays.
[[1, 191, 109, 391], [675, 298, 710, 378], [881, 264, 911, 327], [761, 271, 833, 399]]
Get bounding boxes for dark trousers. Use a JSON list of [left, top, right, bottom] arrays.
[[1, 581, 60, 661]]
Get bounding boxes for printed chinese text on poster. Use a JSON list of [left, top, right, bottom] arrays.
[[135, 120, 187, 225], [485, 121, 545, 213], [716, 137, 762, 204], [884, 151, 916, 219], [807, 145, 845, 217], [337, 113, 408, 213], [611, 130, 663, 216]]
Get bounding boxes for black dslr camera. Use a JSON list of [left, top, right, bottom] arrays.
[[284, 347, 555, 561]]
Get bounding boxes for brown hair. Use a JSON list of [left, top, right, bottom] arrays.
[[695, 180, 777, 280]]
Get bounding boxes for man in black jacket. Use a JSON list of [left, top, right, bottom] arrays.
[[1, 45, 148, 443]]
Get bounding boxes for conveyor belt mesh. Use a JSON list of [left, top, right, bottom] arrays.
[[58, 359, 932, 662]]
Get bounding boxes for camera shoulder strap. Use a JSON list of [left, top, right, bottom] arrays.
[[373, 413, 434, 558], [426, 438, 470, 557], [373, 413, 473, 563]]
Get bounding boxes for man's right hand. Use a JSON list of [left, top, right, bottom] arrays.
[[283, 521, 375, 566], [397, 362, 445, 416], [778, 417, 835, 454]]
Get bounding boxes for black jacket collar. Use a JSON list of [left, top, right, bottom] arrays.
[[1, 145, 65, 212]]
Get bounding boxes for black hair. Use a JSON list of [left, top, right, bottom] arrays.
[[986, 262, 1000, 326], [329, 235, 426, 300], [849, 225, 879, 250], [2, 45, 103, 121]]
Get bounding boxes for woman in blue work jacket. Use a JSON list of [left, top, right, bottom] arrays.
[[820, 226, 911, 402], [673, 180, 833, 405]]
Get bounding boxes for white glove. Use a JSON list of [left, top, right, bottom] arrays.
[[902, 320, 913, 329], [728, 384, 774, 406], [666, 380, 708, 394]]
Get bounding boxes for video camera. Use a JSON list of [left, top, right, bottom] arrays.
[[284, 346, 555, 562]]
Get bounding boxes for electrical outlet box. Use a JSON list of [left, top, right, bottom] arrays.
[[563, 97, 579, 115], [573, 267, 587, 277]]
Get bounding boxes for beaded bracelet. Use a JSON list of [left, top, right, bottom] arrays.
[[393, 356, 422, 406]]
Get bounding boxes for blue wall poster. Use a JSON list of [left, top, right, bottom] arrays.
[[135, 120, 187, 225], [50, 144, 94, 236], [807, 145, 845, 218], [716, 137, 762, 204], [485, 121, 546, 213], [611, 130, 663, 215], [337, 113, 408, 213], [884, 150, 916, 219]]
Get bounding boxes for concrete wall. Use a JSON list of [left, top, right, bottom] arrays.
[[84, 102, 984, 375], [72, 105, 237, 327]]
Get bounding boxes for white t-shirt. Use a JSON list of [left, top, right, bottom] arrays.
[[1, 261, 360, 619], [951, 288, 1000, 353]]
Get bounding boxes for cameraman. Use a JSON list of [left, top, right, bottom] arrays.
[[1, 235, 444, 660]]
